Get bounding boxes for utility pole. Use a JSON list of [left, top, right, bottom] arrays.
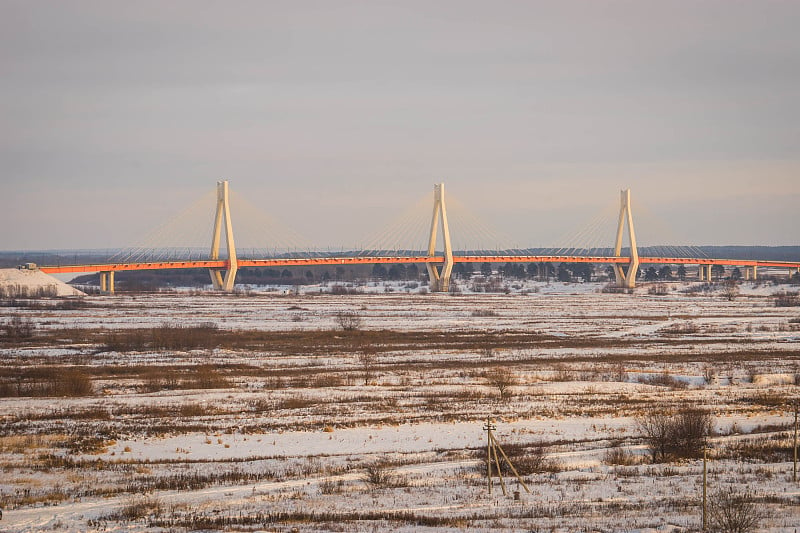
[[482, 417, 531, 498]]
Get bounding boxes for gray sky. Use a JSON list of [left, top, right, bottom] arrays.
[[2, 0, 799, 251]]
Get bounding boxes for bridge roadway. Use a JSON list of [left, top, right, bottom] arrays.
[[38, 255, 800, 274]]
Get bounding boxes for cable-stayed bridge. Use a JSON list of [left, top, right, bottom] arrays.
[[37, 181, 800, 293]]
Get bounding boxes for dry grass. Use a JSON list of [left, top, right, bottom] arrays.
[[0, 367, 93, 397], [0, 434, 71, 453], [38, 327, 641, 354], [105, 322, 219, 352]]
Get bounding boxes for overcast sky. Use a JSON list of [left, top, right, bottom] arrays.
[[2, 0, 798, 251]]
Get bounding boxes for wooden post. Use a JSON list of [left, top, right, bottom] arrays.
[[491, 433, 531, 493], [794, 401, 798, 483], [491, 436, 508, 496], [483, 417, 496, 495], [702, 445, 707, 531]]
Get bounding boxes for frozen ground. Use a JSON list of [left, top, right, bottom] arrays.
[[1, 280, 800, 531]]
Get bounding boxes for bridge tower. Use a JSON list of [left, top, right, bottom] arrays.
[[612, 188, 640, 289], [209, 180, 238, 291], [426, 183, 454, 292]]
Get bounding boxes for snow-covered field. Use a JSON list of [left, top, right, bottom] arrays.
[[2, 280, 800, 531]]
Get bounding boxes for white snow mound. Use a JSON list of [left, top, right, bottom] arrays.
[[0, 268, 85, 297]]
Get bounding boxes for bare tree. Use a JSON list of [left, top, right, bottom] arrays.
[[486, 367, 516, 401], [721, 280, 740, 301], [357, 344, 377, 385], [708, 487, 765, 533], [637, 411, 674, 463]]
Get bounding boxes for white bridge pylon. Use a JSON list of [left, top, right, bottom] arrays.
[[209, 180, 238, 291], [612, 188, 640, 289], [426, 183, 454, 292]]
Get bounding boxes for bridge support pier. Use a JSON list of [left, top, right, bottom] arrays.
[[209, 180, 238, 292], [612, 189, 639, 289], [99, 271, 115, 294], [426, 183, 454, 292]]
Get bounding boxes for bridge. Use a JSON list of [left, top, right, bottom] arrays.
[[38, 181, 800, 294]]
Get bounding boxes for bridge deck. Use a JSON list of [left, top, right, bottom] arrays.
[[37, 255, 800, 274]]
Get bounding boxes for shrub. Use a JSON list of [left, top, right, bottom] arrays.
[[0, 367, 93, 398], [363, 461, 404, 488], [191, 365, 231, 389], [151, 322, 219, 351], [319, 478, 344, 494], [721, 436, 791, 463], [478, 441, 561, 476], [604, 444, 641, 466], [601, 284, 626, 294], [278, 396, 316, 410], [662, 321, 699, 334], [312, 373, 345, 388], [0, 284, 58, 299], [636, 407, 713, 463], [639, 372, 688, 390], [105, 323, 219, 352], [140, 367, 180, 392], [775, 291, 800, 307], [57, 369, 94, 396], [708, 487, 766, 532], [721, 280, 740, 301], [178, 402, 216, 417], [0, 315, 35, 340], [648, 284, 668, 296], [329, 285, 363, 295], [335, 311, 363, 331], [119, 495, 163, 521]]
